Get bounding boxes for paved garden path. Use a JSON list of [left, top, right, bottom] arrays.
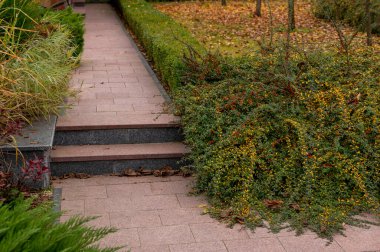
[[55, 175, 380, 252], [55, 3, 380, 252], [57, 4, 177, 129]]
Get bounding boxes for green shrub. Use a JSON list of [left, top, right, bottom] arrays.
[[0, 198, 119, 251], [175, 45, 380, 238], [313, 0, 380, 34], [116, 0, 204, 90]]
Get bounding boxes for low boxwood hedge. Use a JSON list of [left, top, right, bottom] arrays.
[[115, 0, 204, 90]]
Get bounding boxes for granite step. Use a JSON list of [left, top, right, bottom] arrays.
[[51, 142, 188, 162], [54, 114, 183, 145], [50, 142, 189, 176], [56, 114, 181, 131]]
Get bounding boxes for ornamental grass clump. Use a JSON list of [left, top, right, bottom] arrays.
[[175, 44, 380, 238], [0, 0, 82, 143]]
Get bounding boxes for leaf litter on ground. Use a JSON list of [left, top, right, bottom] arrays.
[[155, 0, 380, 56]]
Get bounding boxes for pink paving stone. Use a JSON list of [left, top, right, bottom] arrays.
[[333, 225, 380, 252], [150, 180, 193, 195], [224, 238, 285, 252], [138, 225, 195, 246], [95, 82, 126, 88], [169, 241, 228, 252], [137, 76, 155, 84], [60, 213, 111, 228], [61, 199, 84, 215], [53, 178, 85, 188], [130, 194, 181, 211], [111, 87, 143, 95], [62, 185, 107, 200], [93, 66, 120, 71], [176, 193, 208, 208], [99, 228, 140, 249], [106, 183, 153, 198], [85, 197, 132, 214], [68, 105, 97, 113], [159, 208, 215, 226], [130, 245, 170, 252], [109, 210, 161, 228], [113, 97, 153, 105], [74, 92, 96, 99], [133, 104, 165, 113], [107, 70, 129, 75], [81, 78, 109, 84], [278, 234, 344, 252], [169, 175, 194, 182], [189, 223, 250, 242], [78, 98, 114, 105], [82, 87, 112, 93], [97, 104, 134, 112], [108, 77, 138, 83], [95, 73, 121, 78]]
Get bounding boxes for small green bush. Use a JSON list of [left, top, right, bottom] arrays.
[[116, 0, 204, 90], [0, 198, 118, 251], [313, 0, 380, 34]]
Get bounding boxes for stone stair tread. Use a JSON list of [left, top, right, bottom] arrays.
[[51, 142, 189, 162], [56, 114, 181, 131]]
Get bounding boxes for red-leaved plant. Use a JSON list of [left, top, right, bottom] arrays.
[[21, 155, 49, 182]]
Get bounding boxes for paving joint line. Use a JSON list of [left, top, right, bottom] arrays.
[[275, 235, 287, 252]]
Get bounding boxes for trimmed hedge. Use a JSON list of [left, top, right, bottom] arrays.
[[116, 0, 204, 90]]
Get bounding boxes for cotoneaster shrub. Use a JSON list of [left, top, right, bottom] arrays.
[[174, 45, 380, 238]]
